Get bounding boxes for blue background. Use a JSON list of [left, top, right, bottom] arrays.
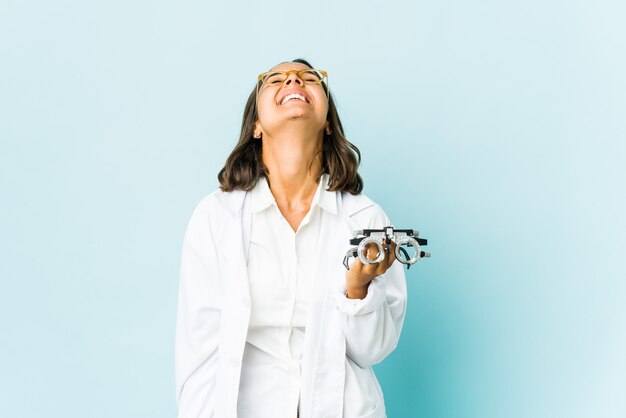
[[1, 0, 624, 417]]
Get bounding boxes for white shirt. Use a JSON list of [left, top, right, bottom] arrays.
[[238, 175, 335, 418], [175, 181, 408, 418]]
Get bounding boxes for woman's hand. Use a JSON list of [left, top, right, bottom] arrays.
[[345, 241, 397, 299]]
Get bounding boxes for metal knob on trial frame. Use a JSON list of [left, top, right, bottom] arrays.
[[342, 226, 431, 270]]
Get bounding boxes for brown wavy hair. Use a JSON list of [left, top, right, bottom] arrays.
[[218, 58, 363, 194]]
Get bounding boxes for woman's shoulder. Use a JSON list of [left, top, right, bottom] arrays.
[[340, 191, 391, 229], [183, 188, 246, 243], [192, 188, 246, 215]]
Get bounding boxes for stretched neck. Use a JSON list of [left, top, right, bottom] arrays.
[[261, 128, 323, 211]]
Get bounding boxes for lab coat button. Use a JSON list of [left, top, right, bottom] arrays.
[[230, 357, 240, 367], [242, 298, 251, 308]]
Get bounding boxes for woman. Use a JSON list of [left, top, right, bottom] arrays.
[[175, 58, 407, 418]]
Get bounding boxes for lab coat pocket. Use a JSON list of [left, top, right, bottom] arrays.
[[343, 357, 386, 418], [355, 402, 384, 418]]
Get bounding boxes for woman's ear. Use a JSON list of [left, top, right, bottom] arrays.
[[253, 123, 262, 139], [324, 122, 332, 135]]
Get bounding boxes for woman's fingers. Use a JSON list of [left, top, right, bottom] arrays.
[[386, 241, 397, 268], [365, 242, 379, 261], [349, 240, 397, 283], [371, 241, 395, 276]]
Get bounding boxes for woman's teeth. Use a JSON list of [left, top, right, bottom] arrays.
[[281, 93, 307, 104]]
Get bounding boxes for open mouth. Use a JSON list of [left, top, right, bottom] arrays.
[[279, 93, 309, 105]]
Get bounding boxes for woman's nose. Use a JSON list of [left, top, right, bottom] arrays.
[[284, 73, 304, 86]]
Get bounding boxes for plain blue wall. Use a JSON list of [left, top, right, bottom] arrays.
[[1, 0, 624, 417]]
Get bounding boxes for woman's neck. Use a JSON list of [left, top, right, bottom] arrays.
[[261, 131, 323, 220]]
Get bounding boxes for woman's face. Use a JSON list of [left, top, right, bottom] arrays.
[[254, 62, 329, 137]]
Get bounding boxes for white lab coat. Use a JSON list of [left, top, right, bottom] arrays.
[[175, 187, 407, 418]]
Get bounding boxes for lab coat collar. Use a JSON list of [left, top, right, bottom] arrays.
[[246, 174, 338, 215], [246, 176, 274, 214], [317, 174, 338, 215], [214, 177, 373, 218]]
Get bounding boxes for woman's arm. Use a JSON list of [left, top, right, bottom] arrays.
[[175, 197, 222, 418], [335, 205, 408, 369]]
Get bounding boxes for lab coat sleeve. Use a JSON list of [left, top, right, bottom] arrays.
[[175, 198, 222, 418], [334, 205, 408, 369]]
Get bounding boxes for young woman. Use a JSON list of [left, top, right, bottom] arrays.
[[175, 58, 407, 418]]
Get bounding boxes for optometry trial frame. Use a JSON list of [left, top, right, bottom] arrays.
[[343, 226, 431, 270]]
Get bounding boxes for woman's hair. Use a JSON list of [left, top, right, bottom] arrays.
[[217, 58, 363, 194]]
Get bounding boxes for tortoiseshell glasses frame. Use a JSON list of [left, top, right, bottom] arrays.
[[256, 69, 329, 103]]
